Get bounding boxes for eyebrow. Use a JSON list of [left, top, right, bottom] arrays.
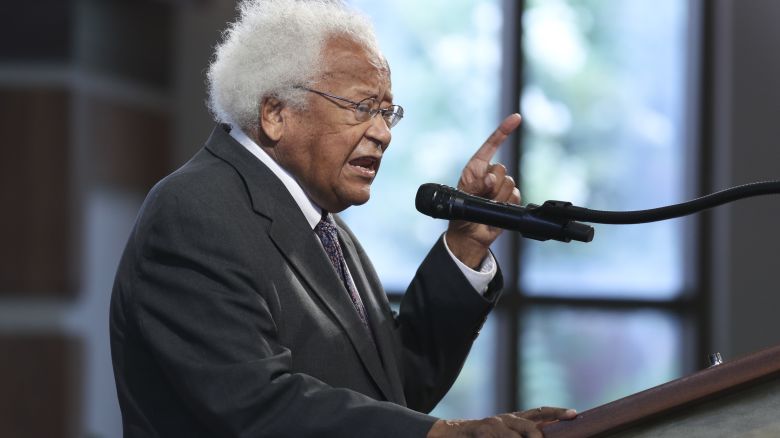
[[352, 87, 394, 105]]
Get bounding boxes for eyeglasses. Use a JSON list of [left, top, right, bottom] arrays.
[[296, 86, 404, 129]]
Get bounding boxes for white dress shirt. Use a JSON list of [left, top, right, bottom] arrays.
[[229, 124, 497, 294]]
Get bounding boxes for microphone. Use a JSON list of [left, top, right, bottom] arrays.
[[415, 183, 594, 243]]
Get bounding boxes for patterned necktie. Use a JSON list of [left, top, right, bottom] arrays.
[[314, 214, 371, 329]]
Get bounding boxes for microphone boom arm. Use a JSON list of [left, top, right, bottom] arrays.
[[415, 181, 780, 243], [535, 180, 780, 224]]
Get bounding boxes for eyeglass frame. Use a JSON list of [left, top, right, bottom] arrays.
[[294, 86, 404, 129]]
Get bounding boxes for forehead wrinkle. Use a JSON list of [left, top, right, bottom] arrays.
[[319, 37, 387, 78], [312, 37, 393, 110]]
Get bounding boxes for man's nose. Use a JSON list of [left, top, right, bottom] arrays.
[[366, 114, 392, 150]]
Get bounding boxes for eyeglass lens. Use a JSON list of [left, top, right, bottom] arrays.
[[354, 98, 402, 128]]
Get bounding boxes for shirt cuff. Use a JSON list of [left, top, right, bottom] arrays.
[[442, 233, 497, 295]]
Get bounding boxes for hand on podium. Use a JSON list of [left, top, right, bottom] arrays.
[[427, 406, 577, 438]]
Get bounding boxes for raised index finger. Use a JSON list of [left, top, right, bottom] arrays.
[[471, 113, 522, 162]]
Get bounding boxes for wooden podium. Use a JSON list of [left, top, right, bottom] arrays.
[[541, 344, 780, 437]]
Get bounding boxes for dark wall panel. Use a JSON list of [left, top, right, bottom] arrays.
[[0, 88, 73, 296], [0, 334, 81, 438], [0, 0, 73, 61], [86, 97, 173, 191], [78, 0, 174, 88]]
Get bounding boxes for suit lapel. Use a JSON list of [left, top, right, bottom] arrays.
[[267, 221, 396, 401], [337, 226, 406, 405], [204, 125, 395, 401]]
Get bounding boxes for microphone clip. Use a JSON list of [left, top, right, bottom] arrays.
[[523, 201, 593, 243]]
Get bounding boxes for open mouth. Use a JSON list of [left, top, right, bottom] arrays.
[[348, 156, 379, 177]]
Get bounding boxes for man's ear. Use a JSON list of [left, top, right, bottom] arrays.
[[259, 97, 286, 142]]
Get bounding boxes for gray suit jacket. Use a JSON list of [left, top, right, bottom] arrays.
[[110, 124, 503, 437]]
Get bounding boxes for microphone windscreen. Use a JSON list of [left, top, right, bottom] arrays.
[[415, 183, 444, 216]]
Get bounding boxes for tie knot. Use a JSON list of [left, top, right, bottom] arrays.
[[315, 213, 337, 240]]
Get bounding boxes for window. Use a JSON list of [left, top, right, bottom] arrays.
[[518, 0, 696, 411], [346, 0, 700, 418], [521, 0, 691, 299], [345, 0, 503, 291]]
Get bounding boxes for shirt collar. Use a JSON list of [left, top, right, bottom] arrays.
[[228, 124, 323, 229]]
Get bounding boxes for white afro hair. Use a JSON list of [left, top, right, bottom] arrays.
[[207, 0, 380, 131]]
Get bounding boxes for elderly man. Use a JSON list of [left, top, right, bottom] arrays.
[[110, 0, 575, 437]]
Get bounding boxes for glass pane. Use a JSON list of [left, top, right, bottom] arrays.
[[431, 316, 496, 419], [344, 0, 503, 292], [520, 0, 691, 298], [520, 306, 687, 412]]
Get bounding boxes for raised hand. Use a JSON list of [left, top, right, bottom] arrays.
[[445, 114, 523, 268]]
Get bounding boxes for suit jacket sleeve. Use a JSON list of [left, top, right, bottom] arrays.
[[340, 224, 503, 414], [398, 237, 502, 412], [112, 182, 437, 438]]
